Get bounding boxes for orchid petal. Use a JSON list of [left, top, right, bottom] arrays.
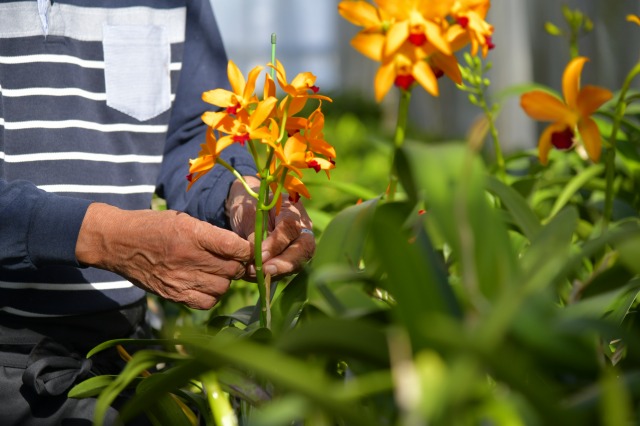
[[385, 22, 410, 57], [374, 62, 396, 102], [227, 60, 246, 96], [424, 20, 452, 55], [578, 117, 603, 163], [201, 111, 228, 128], [351, 32, 385, 61], [520, 91, 575, 124], [250, 97, 277, 130], [627, 14, 640, 26], [576, 85, 613, 117], [413, 60, 439, 96], [338, 1, 381, 28], [430, 53, 462, 84], [537, 122, 567, 165], [202, 89, 235, 107], [244, 65, 263, 101], [285, 175, 311, 199], [562, 57, 588, 109]]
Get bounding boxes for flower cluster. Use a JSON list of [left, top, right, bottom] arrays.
[[338, 0, 494, 101], [187, 60, 335, 204]]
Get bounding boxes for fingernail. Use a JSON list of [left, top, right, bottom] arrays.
[[261, 251, 271, 262], [264, 265, 277, 276], [248, 265, 256, 275]]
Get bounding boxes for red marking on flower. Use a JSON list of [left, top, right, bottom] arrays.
[[408, 32, 427, 46], [431, 66, 444, 79], [551, 127, 574, 150], [309, 85, 320, 93], [186, 173, 193, 182], [307, 159, 322, 173], [233, 134, 250, 146], [289, 193, 300, 203], [485, 35, 496, 50], [418, 209, 426, 215], [456, 16, 469, 28], [394, 74, 415, 90], [329, 158, 335, 166], [226, 105, 239, 115]]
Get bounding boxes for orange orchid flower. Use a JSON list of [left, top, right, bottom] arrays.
[[187, 128, 233, 189], [520, 57, 613, 165], [628, 14, 640, 26], [211, 97, 277, 147], [451, 0, 494, 57], [201, 61, 261, 114], [338, 1, 390, 61], [378, 0, 454, 57], [374, 42, 439, 101]]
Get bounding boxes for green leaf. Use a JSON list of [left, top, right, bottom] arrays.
[[93, 351, 189, 426], [521, 207, 578, 294], [371, 201, 461, 350], [68, 375, 118, 399], [545, 164, 605, 220], [313, 198, 379, 268], [276, 317, 389, 366], [486, 176, 541, 239], [397, 142, 519, 301], [270, 268, 309, 333], [118, 360, 210, 424]]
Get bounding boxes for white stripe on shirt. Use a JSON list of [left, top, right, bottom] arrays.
[[0, 55, 182, 71], [1, 151, 162, 164], [1, 87, 177, 101], [37, 184, 156, 194], [0, 280, 134, 291], [4, 120, 168, 133]]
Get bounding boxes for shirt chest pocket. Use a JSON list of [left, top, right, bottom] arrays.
[[102, 24, 171, 122]]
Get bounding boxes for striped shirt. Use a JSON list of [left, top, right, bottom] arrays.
[[0, 0, 256, 317]]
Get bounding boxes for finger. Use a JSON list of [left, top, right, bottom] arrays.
[[261, 232, 315, 277], [261, 217, 301, 262], [181, 290, 219, 310], [198, 224, 252, 262]]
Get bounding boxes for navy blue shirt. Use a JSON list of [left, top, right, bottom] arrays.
[[0, 0, 256, 316]]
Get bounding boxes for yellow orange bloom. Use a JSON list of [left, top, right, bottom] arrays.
[[451, 0, 494, 57], [520, 57, 613, 164], [628, 14, 640, 26], [338, 0, 493, 101], [187, 129, 233, 189], [375, 42, 439, 101], [378, 0, 454, 57], [201, 61, 261, 114]]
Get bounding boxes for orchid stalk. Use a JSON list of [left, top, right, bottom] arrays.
[[187, 39, 335, 330]]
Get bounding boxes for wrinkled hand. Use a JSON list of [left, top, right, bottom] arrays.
[[226, 176, 315, 280], [75, 203, 251, 309]]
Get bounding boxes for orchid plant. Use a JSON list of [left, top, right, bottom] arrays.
[[187, 46, 334, 328]]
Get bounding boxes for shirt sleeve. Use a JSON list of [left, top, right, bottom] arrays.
[[0, 179, 91, 270], [156, 0, 257, 229]]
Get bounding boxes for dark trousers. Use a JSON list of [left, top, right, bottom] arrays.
[[0, 300, 152, 425]]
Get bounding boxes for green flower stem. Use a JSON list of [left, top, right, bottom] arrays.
[[201, 372, 238, 426], [602, 61, 640, 231], [262, 171, 287, 211], [216, 157, 259, 199], [247, 139, 261, 168], [254, 179, 272, 329], [387, 88, 411, 200], [483, 103, 505, 181]]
